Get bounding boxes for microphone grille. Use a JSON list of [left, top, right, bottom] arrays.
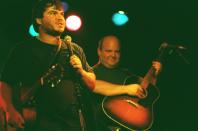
[[64, 35, 72, 44]]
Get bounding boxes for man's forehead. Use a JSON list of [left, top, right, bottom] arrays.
[[46, 5, 64, 12], [103, 39, 120, 46]]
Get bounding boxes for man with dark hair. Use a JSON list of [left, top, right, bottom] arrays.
[[0, 0, 95, 131], [92, 35, 161, 131]]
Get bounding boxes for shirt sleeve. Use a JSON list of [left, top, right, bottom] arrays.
[[0, 44, 28, 87], [72, 43, 93, 73]]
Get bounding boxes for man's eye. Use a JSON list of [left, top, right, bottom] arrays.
[[49, 12, 56, 15], [61, 12, 64, 16], [106, 50, 111, 52]]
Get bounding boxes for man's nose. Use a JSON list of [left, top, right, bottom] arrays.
[[111, 52, 116, 57], [56, 14, 64, 20]]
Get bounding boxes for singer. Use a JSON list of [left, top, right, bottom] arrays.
[[0, 0, 95, 131]]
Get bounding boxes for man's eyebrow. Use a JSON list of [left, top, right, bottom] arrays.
[[47, 9, 63, 12], [46, 9, 64, 15], [46, 7, 64, 12]]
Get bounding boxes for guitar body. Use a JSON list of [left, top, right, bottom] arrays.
[[102, 76, 160, 131]]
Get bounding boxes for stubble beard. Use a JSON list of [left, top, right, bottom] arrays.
[[42, 25, 64, 36], [46, 29, 63, 36]]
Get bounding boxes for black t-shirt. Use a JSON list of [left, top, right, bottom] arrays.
[[0, 37, 94, 130], [92, 63, 141, 131], [93, 63, 141, 104]]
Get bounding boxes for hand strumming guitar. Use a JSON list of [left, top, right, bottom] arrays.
[[6, 105, 25, 129], [125, 84, 147, 98]]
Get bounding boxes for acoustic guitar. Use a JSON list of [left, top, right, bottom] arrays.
[[102, 44, 167, 131]]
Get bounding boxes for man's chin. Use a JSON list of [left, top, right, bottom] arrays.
[[48, 30, 63, 36], [108, 63, 119, 68], [111, 62, 119, 66]]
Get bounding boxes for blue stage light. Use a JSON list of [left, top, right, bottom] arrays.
[[112, 11, 129, 26], [29, 24, 39, 37]]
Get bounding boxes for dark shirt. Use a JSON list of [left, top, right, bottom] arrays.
[[0, 37, 94, 131], [92, 63, 141, 131]]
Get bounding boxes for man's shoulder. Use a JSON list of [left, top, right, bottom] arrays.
[[8, 37, 42, 58], [71, 42, 83, 50], [62, 40, 83, 51], [92, 63, 100, 69], [14, 37, 37, 48]]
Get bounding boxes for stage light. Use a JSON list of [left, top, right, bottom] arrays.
[[62, 1, 69, 12], [29, 24, 39, 37], [112, 11, 129, 26], [65, 15, 82, 31]]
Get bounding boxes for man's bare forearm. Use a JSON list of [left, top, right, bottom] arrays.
[[80, 70, 96, 90], [0, 81, 14, 112], [93, 80, 128, 96]]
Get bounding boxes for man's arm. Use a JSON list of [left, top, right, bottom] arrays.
[[69, 55, 96, 90], [79, 69, 96, 90], [92, 80, 146, 98], [0, 81, 24, 128], [0, 81, 14, 113]]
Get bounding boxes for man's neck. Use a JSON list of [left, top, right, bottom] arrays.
[[37, 31, 61, 46], [99, 61, 118, 69]]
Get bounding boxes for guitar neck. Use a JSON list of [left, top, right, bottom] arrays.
[[20, 80, 40, 105], [141, 48, 164, 89], [141, 66, 157, 89]]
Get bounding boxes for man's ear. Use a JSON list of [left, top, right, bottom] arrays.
[[36, 18, 42, 25], [97, 48, 101, 56]]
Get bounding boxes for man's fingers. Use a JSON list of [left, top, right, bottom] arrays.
[[18, 116, 25, 128], [18, 122, 25, 128], [8, 121, 15, 127], [137, 87, 147, 98], [8, 115, 25, 128]]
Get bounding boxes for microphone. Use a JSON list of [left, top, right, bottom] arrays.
[[159, 42, 187, 50], [64, 35, 73, 55]]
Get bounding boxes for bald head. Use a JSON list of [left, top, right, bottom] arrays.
[[97, 35, 121, 68], [98, 35, 120, 50]]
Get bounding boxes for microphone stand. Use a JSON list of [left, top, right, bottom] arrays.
[[175, 49, 190, 65], [159, 42, 190, 65]]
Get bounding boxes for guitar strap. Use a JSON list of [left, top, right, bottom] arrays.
[[40, 39, 62, 85]]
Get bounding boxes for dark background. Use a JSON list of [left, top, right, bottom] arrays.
[[0, 0, 196, 130]]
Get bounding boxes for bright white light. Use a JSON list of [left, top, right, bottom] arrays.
[[66, 15, 82, 31], [118, 11, 125, 14]]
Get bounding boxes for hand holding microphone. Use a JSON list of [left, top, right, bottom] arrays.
[[70, 55, 84, 74], [64, 35, 83, 74]]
